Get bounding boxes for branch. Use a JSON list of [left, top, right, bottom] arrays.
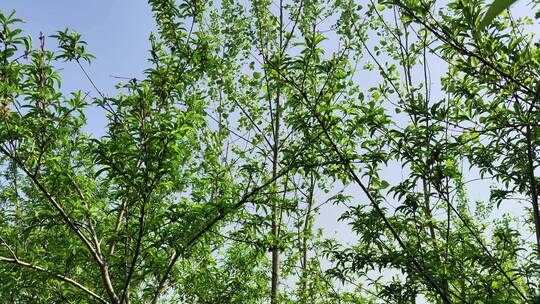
[[0, 255, 108, 304], [149, 130, 325, 304], [0, 146, 120, 304]]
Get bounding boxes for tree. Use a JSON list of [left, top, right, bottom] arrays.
[[1, 0, 540, 303]]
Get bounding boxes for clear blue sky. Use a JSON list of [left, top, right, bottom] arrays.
[[2, 0, 156, 135]]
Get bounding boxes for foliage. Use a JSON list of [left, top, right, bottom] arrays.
[[1, 0, 540, 303], [479, 0, 519, 30]]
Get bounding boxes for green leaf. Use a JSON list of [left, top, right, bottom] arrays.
[[479, 0, 519, 30]]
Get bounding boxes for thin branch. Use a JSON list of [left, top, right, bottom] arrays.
[[0, 255, 108, 304]]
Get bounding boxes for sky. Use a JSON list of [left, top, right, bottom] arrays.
[[2, 0, 156, 136]]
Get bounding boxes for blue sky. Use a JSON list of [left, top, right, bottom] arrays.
[[2, 0, 156, 135]]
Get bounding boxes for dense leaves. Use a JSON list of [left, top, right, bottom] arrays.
[[1, 0, 540, 303]]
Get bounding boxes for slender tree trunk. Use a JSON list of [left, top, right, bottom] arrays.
[[271, 2, 284, 304], [270, 102, 281, 304], [11, 160, 19, 256], [301, 173, 315, 303], [422, 178, 436, 243], [270, 173, 280, 304], [525, 125, 540, 256], [270, 127, 280, 304]]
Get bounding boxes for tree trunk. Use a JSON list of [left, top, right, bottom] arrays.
[[525, 125, 540, 256]]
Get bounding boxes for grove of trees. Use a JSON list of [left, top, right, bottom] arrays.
[[1, 0, 540, 303]]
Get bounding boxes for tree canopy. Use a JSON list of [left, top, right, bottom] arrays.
[[1, 0, 540, 303]]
